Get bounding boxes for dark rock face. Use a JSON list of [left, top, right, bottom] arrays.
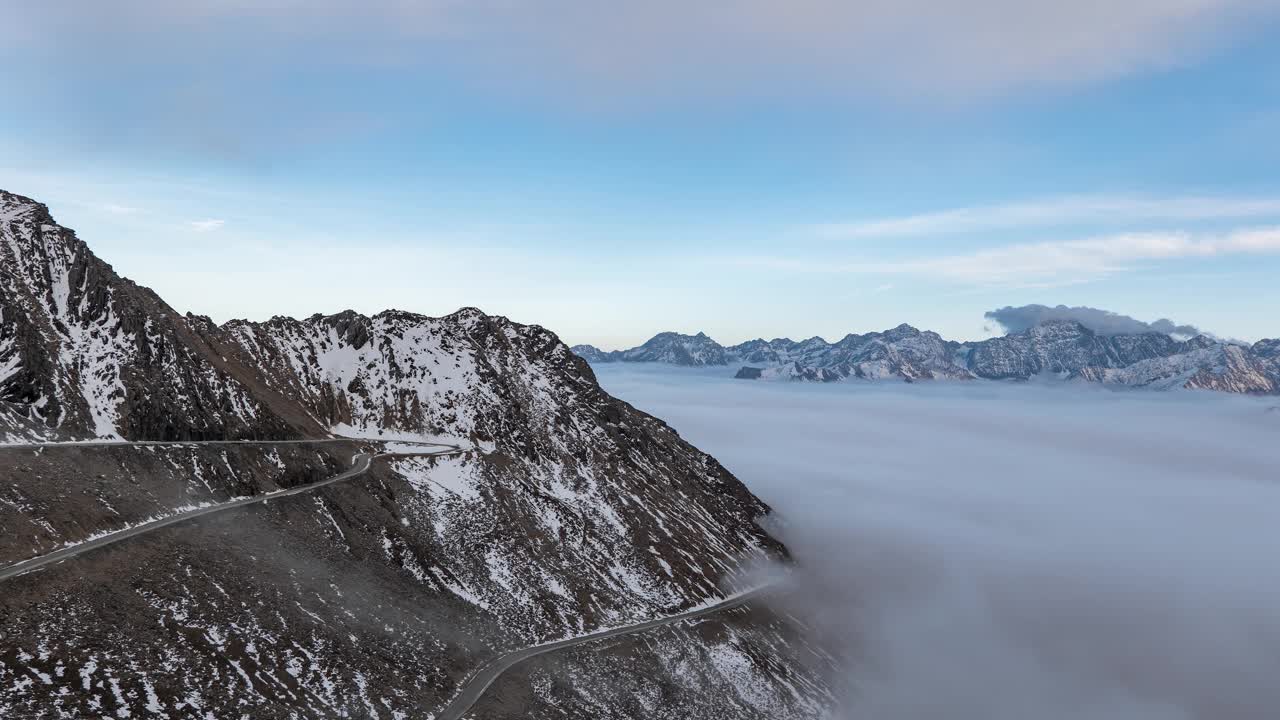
[[0, 189, 829, 719], [578, 317, 1280, 395]]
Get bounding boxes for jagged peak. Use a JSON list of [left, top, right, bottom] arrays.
[[0, 189, 50, 216], [1181, 334, 1220, 351], [833, 332, 867, 346], [444, 306, 490, 322], [1023, 319, 1092, 337], [1251, 338, 1280, 358], [644, 330, 719, 344]]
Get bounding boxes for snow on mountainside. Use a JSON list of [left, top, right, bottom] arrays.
[[608, 331, 732, 366], [962, 319, 1192, 380], [579, 320, 1280, 395], [576, 332, 735, 366], [1077, 343, 1279, 394], [0, 189, 831, 719], [569, 343, 615, 363]]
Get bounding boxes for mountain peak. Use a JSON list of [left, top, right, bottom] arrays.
[[0, 189, 48, 217]]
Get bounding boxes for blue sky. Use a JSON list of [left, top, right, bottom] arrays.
[[3, 1, 1280, 347]]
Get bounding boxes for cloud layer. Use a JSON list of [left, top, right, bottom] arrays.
[[985, 304, 1206, 337], [595, 364, 1280, 720]]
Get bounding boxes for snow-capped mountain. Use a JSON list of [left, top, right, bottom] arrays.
[[962, 320, 1196, 380], [1, 190, 831, 719], [575, 331, 732, 366], [578, 320, 1280, 394], [1076, 342, 1279, 393]]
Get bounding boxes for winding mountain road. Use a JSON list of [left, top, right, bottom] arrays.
[[434, 585, 772, 720], [0, 439, 463, 583], [3, 437, 772, 720], [0, 437, 362, 451]]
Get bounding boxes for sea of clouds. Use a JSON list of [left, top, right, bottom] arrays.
[[593, 364, 1280, 720]]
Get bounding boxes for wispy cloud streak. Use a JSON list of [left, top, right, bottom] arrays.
[[739, 226, 1280, 287], [187, 219, 225, 232], [817, 195, 1280, 239]]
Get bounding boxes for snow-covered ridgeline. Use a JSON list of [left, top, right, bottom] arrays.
[[575, 321, 1280, 393]]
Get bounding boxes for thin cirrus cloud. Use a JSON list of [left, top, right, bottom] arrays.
[[815, 195, 1280, 239], [187, 219, 225, 232], [738, 226, 1280, 287], [8, 1, 1280, 105]]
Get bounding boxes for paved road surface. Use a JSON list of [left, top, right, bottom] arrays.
[[0, 438, 364, 451], [434, 586, 771, 720], [0, 441, 462, 583]]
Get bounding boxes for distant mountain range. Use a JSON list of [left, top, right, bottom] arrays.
[[573, 322, 1280, 395]]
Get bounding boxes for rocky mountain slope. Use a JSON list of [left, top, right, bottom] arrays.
[[0, 190, 831, 718], [0, 191, 318, 444], [577, 322, 1280, 394]]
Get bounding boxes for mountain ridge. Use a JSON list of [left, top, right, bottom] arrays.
[[573, 322, 1280, 394]]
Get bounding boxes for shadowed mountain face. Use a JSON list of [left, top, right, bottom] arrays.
[[0, 190, 831, 719], [576, 321, 1280, 393]]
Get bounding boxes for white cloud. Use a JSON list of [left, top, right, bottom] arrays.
[[738, 226, 1280, 287], [187, 218, 225, 232], [816, 195, 1280, 239]]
